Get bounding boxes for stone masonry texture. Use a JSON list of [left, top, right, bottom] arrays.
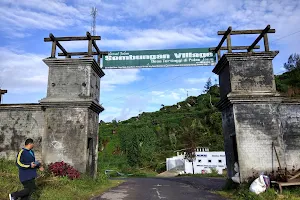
[[0, 57, 104, 178], [214, 52, 300, 182], [0, 104, 44, 160]]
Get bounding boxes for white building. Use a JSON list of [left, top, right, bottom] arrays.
[[166, 147, 226, 174]]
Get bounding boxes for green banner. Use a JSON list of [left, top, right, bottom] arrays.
[[103, 48, 216, 69]]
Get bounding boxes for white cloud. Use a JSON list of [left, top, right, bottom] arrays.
[[151, 91, 165, 96], [61, 27, 217, 51], [149, 88, 203, 104], [104, 106, 123, 113], [101, 69, 143, 91], [101, 28, 216, 50], [185, 78, 207, 84], [0, 48, 48, 94], [0, 0, 85, 37]]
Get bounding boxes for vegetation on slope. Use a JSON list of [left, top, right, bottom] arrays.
[[98, 84, 223, 174]]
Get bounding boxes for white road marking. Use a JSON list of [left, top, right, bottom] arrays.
[[152, 188, 166, 199]]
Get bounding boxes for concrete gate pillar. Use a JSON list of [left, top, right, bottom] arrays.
[[40, 57, 105, 178], [212, 51, 286, 182]]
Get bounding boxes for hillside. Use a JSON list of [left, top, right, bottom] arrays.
[[275, 67, 300, 97], [98, 67, 300, 175], [98, 85, 223, 174]]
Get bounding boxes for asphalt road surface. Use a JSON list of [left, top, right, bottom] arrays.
[[92, 177, 228, 200]]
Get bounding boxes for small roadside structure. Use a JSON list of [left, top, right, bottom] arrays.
[[166, 147, 226, 174]]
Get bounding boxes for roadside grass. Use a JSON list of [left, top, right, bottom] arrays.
[[0, 159, 123, 200], [177, 173, 226, 178], [103, 166, 158, 178], [217, 179, 300, 200], [177, 168, 226, 178]]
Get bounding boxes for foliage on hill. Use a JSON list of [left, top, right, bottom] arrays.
[[98, 85, 223, 173], [275, 67, 300, 97], [276, 53, 300, 97]]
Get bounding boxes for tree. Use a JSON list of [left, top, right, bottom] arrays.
[[179, 119, 202, 174], [112, 118, 118, 127], [204, 77, 212, 92], [284, 53, 300, 72]]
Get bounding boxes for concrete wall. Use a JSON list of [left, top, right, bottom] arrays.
[[218, 62, 231, 99], [43, 107, 88, 173], [279, 103, 300, 169], [87, 109, 100, 177], [214, 52, 300, 182], [221, 105, 238, 178], [40, 58, 104, 177], [40, 58, 103, 103], [234, 103, 282, 180], [229, 59, 276, 93], [213, 52, 277, 96], [233, 102, 300, 181], [0, 104, 44, 160]]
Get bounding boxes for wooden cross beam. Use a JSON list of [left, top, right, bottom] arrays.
[[44, 32, 105, 66], [0, 89, 8, 104], [44, 35, 101, 42], [58, 51, 109, 56], [47, 33, 69, 58], [214, 26, 232, 53], [247, 25, 272, 52], [218, 28, 275, 35], [211, 25, 276, 61], [209, 45, 261, 52]]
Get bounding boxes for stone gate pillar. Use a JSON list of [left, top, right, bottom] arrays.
[[40, 57, 105, 178], [212, 51, 286, 181]]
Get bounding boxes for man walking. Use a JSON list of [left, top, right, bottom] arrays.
[[9, 138, 44, 200]]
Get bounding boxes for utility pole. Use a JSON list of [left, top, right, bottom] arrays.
[[91, 7, 97, 36], [91, 7, 98, 62]]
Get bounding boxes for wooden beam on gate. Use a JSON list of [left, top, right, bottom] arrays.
[[263, 34, 270, 51], [0, 89, 8, 104], [214, 26, 232, 53], [218, 29, 275, 35], [44, 36, 101, 42], [247, 25, 271, 52], [58, 51, 109, 56], [86, 32, 101, 55], [209, 45, 261, 52], [217, 50, 221, 61], [51, 40, 57, 58], [49, 33, 68, 56], [86, 32, 93, 57], [227, 34, 232, 53]]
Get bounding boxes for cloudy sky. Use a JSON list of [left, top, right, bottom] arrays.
[[0, 0, 299, 122]]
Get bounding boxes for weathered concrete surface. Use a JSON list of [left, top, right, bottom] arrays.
[[214, 52, 300, 182], [232, 100, 300, 180], [220, 105, 237, 179], [40, 58, 104, 177], [40, 58, 104, 103], [0, 57, 104, 178], [0, 104, 44, 160], [213, 52, 278, 99], [42, 107, 89, 173]]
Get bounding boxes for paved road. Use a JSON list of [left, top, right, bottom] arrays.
[[92, 177, 228, 200]]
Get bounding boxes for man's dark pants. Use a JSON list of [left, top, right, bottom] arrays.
[[12, 179, 36, 200]]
